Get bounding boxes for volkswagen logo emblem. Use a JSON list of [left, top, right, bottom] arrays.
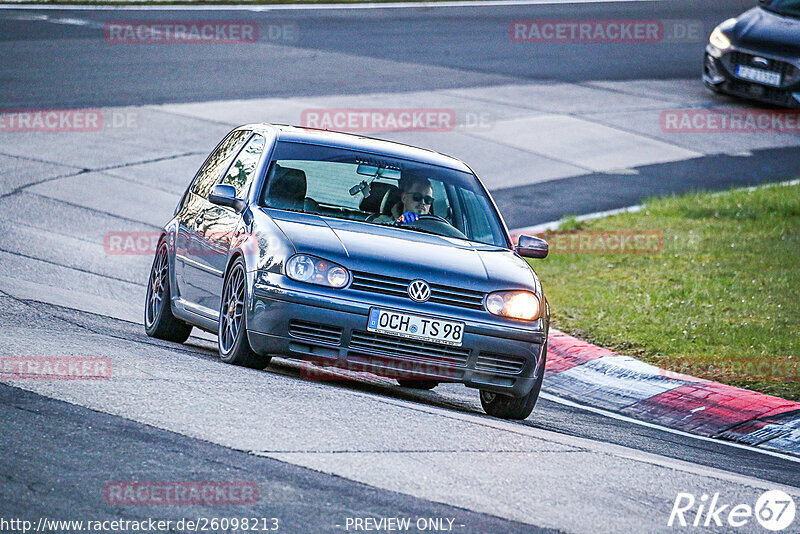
[[407, 279, 431, 303], [752, 57, 770, 68]]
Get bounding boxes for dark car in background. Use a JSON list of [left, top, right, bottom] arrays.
[[704, 0, 800, 108], [145, 124, 550, 419]]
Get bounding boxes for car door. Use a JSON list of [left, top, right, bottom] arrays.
[[199, 133, 267, 309], [174, 129, 251, 316]]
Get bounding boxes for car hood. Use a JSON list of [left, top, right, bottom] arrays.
[[730, 7, 800, 57], [266, 210, 539, 292]]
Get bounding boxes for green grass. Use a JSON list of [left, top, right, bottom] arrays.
[[530, 182, 800, 400]]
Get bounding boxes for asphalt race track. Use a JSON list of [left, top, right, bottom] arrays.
[[0, 0, 764, 107], [1, 0, 800, 532]]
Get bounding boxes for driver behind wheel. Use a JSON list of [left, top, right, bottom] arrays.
[[374, 177, 434, 225]]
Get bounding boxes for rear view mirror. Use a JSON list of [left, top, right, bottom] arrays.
[[208, 184, 245, 213], [352, 165, 402, 196], [378, 168, 401, 180], [516, 235, 548, 259], [356, 164, 401, 180], [356, 164, 379, 176]]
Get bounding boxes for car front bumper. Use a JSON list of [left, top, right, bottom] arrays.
[[703, 45, 800, 108], [247, 279, 546, 398]]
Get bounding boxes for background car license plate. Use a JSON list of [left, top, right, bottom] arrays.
[[736, 65, 781, 87], [368, 308, 464, 346]]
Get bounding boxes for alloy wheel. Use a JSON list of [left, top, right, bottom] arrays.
[[145, 244, 169, 328], [220, 265, 246, 354]]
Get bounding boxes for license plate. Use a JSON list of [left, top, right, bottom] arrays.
[[736, 65, 781, 87], [367, 308, 464, 346]]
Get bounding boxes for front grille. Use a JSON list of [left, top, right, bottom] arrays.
[[350, 271, 485, 310], [350, 271, 408, 298], [728, 52, 798, 85], [349, 330, 471, 367], [288, 320, 343, 345], [475, 352, 526, 375]]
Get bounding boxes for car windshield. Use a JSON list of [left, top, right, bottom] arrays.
[[760, 0, 800, 17], [259, 141, 509, 248]]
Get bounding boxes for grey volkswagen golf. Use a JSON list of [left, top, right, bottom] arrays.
[[145, 124, 550, 419]]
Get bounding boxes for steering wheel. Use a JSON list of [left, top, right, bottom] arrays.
[[416, 214, 449, 224], [408, 214, 468, 239]]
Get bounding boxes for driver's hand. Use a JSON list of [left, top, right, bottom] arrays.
[[397, 211, 420, 225]]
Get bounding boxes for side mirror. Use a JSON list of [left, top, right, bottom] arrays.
[[208, 184, 245, 213], [516, 235, 548, 259]]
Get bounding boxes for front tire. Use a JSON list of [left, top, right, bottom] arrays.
[[480, 344, 546, 420], [218, 258, 271, 369], [144, 241, 192, 343]]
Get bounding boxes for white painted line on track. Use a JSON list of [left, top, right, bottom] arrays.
[[540, 392, 800, 465], [511, 204, 644, 234], [289, 360, 800, 467], [509, 178, 800, 235], [710, 177, 800, 196], [246, 379, 800, 492], [6, 12, 101, 26], [0, 0, 663, 11]]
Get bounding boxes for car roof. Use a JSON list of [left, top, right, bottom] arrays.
[[240, 123, 473, 173]]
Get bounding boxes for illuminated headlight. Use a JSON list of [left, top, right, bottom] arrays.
[[485, 291, 541, 321], [285, 254, 350, 288], [709, 24, 732, 50]]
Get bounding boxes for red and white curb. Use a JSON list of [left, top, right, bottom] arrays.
[[513, 186, 800, 458], [544, 329, 800, 456]]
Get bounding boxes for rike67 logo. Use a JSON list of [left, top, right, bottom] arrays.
[[669, 490, 796, 531]]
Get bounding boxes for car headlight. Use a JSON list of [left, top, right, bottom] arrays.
[[285, 254, 350, 288], [485, 291, 541, 321], [709, 23, 733, 50]]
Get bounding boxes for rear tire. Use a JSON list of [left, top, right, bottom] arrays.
[[218, 258, 271, 369], [480, 344, 546, 420], [397, 379, 438, 390], [144, 241, 192, 343]]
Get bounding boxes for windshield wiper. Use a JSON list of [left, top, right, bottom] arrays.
[[388, 223, 443, 237]]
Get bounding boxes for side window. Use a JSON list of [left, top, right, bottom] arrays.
[[220, 134, 266, 198], [191, 130, 251, 198], [265, 160, 362, 209], [301, 161, 360, 209], [430, 180, 449, 219], [459, 189, 499, 245]]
